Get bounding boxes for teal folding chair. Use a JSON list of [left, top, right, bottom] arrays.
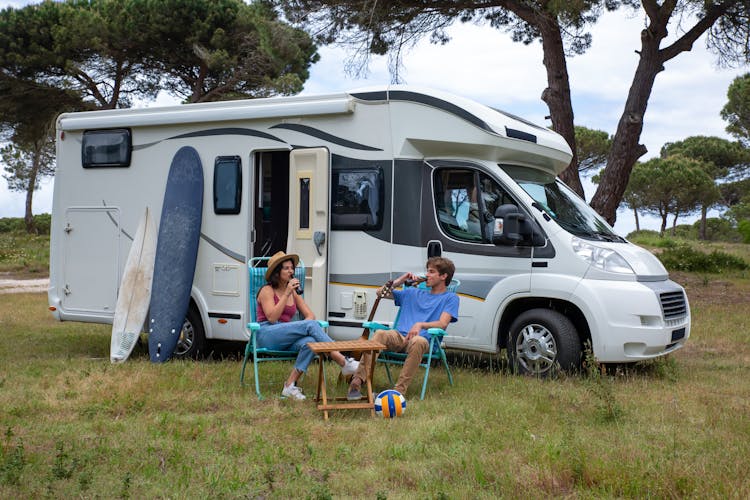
[[240, 257, 327, 399], [363, 279, 460, 400]]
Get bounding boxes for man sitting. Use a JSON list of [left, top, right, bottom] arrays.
[[348, 257, 459, 399]]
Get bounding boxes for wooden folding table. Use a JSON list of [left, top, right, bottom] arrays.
[[306, 339, 386, 420]]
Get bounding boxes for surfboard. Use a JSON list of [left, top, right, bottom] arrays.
[[148, 146, 204, 362], [110, 207, 157, 363]]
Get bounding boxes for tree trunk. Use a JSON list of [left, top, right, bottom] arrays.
[[633, 208, 640, 232], [699, 205, 708, 240], [589, 1, 729, 225], [671, 211, 679, 236], [659, 212, 667, 237], [536, 13, 583, 198], [24, 148, 39, 234], [590, 28, 664, 224]]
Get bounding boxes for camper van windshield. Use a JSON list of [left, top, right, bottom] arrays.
[[501, 165, 624, 242]]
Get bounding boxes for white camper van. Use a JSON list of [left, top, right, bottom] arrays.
[[49, 86, 690, 374]]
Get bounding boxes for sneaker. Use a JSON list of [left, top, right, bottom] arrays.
[[341, 357, 359, 376], [346, 386, 362, 401], [281, 384, 306, 401]]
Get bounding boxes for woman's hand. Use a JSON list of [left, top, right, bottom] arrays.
[[285, 278, 301, 296]]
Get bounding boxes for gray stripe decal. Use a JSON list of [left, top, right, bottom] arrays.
[[200, 233, 245, 263], [351, 91, 387, 101], [330, 273, 506, 300], [104, 199, 244, 262], [132, 128, 287, 152], [133, 141, 161, 151], [168, 127, 286, 143], [270, 123, 383, 151], [102, 200, 133, 241], [329, 273, 393, 287], [387, 90, 494, 134], [451, 275, 507, 300]]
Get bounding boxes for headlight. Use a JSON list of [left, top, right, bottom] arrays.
[[572, 237, 634, 274]]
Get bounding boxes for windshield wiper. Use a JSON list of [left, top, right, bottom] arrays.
[[592, 231, 625, 243]]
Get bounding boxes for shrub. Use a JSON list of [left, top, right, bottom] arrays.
[[738, 220, 750, 244], [693, 218, 742, 243], [671, 224, 697, 240], [658, 244, 749, 273], [626, 229, 660, 240], [626, 230, 677, 248], [0, 218, 24, 233], [0, 215, 51, 235], [32, 214, 51, 235]]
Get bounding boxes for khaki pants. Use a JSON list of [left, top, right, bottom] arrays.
[[355, 329, 429, 395]]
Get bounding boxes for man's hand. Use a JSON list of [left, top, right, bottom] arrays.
[[393, 272, 419, 288], [406, 322, 423, 341]]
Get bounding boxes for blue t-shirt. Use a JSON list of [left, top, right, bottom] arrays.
[[392, 287, 459, 343]]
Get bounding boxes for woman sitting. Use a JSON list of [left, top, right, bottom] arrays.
[[256, 251, 359, 400]]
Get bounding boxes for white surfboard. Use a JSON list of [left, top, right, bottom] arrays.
[[110, 207, 157, 363]]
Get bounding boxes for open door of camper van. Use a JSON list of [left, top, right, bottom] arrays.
[[287, 148, 330, 320]]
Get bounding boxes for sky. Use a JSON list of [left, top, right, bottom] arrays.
[[0, 1, 747, 235]]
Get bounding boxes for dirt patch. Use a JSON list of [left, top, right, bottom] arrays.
[[0, 277, 48, 294], [670, 271, 750, 307]]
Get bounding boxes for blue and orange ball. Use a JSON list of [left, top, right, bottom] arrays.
[[374, 389, 406, 418]]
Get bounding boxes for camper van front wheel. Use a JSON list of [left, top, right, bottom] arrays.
[[508, 309, 581, 376], [174, 306, 206, 359]]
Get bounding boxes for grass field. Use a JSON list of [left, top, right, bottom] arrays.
[[1, 228, 749, 497], [1, 269, 750, 498]]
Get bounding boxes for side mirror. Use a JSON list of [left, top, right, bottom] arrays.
[[493, 204, 525, 245]]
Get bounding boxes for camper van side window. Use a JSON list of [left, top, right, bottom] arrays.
[[331, 168, 384, 230], [434, 168, 516, 243], [82, 129, 132, 168], [214, 156, 242, 214]]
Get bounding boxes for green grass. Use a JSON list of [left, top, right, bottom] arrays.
[[2, 285, 750, 498]]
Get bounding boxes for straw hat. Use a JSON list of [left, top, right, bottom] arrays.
[[265, 251, 299, 281]]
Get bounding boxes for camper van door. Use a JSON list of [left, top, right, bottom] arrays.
[[287, 148, 330, 320]]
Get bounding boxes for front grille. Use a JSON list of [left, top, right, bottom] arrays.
[[660, 291, 687, 320]]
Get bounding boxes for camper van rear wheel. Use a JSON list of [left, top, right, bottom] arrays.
[[174, 306, 206, 359], [508, 309, 581, 376]]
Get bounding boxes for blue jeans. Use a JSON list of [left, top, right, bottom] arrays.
[[256, 320, 333, 372]]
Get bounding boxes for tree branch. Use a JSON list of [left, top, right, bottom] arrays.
[[658, 1, 732, 63]]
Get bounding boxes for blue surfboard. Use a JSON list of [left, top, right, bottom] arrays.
[[148, 146, 204, 362]]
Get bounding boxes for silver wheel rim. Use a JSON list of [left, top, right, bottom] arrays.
[[515, 323, 557, 375], [175, 318, 194, 356]]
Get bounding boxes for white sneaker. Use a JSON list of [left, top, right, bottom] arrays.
[[281, 384, 306, 400], [341, 357, 360, 376]]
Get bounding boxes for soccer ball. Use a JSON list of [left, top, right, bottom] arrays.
[[374, 389, 406, 418]]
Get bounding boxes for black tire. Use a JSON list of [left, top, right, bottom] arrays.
[[508, 308, 581, 376], [173, 305, 206, 359]]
